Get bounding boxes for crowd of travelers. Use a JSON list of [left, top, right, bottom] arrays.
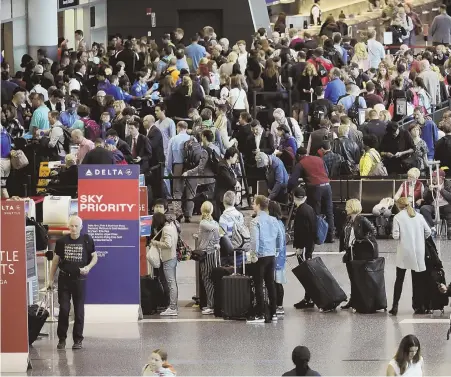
[[2, 1, 451, 374]]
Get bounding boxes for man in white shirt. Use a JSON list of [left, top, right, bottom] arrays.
[[236, 40, 248, 75], [68, 63, 87, 95], [367, 30, 385, 69], [271, 108, 303, 148], [30, 75, 48, 102], [75, 29, 86, 51], [47, 111, 66, 159]]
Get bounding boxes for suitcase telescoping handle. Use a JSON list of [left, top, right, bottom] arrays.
[[37, 292, 50, 315], [233, 249, 245, 275]]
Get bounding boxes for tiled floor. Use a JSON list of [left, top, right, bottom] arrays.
[[8, 215, 451, 376]]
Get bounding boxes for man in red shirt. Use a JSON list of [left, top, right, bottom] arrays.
[[288, 147, 335, 242]]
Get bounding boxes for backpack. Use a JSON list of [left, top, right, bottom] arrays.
[[367, 150, 388, 176], [347, 95, 362, 125], [231, 221, 251, 250], [316, 61, 328, 78], [82, 118, 101, 141], [183, 136, 203, 170], [316, 215, 329, 245], [312, 103, 328, 125], [26, 217, 49, 251], [55, 125, 71, 154], [206, 146, 221, 174], [280, 62, 292, 87]]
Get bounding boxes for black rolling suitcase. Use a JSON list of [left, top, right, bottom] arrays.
[[28, 296, 50, 345], [222, 250, 252, 319], [211, 249, 234, 317], [292, 257, 347, 311], [349, 257, 387, 313], [140, 272, 165, 315], [426, 268, 449, 313]]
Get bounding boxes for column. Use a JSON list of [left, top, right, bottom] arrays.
[[27, 0, 58, 61]]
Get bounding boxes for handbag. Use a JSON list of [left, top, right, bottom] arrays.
[[146, 228, 164, 268], [424, 236, 443, 270], [190, 248, 207, 262], [10, 149, 29, 170], [352, 237, 378, 261], [176, 237, 192, 262]]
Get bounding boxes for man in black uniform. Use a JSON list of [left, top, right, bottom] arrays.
[[48, 216, 98, 350]]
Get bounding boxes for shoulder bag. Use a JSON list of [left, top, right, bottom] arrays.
[[146, 228, 164, 268]]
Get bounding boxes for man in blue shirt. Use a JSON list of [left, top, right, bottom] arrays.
[[185, 35, 207, 71], [167, 121, 190, 219], [324, 68, 346, 104], [255, 151, 288, 203], [414, 107, 439, 160], [106, 75, 135, 103], [247, 195, 283, 324], [131, 71, 150, 97], [60, 97, 80, 128], [29, 93, 50, 136]]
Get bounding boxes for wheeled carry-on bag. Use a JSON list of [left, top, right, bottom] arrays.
[[349, 257, 387, 313], [221, 250, 252, 319], [28, 294, 50, 345], [292, 257, 347, 311], [211, 248, 234, 317]]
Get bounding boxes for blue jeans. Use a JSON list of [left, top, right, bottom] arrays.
[[161, 258, 178, 310]]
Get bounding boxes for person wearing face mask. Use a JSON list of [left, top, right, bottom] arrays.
[[380, 122, 415, 174], [413, 107, 438, 160]]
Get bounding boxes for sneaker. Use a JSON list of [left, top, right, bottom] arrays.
[[272, 314, 278, 322], [56, 340, 66, 350], [276, 306, 285, 315], [160, 308, 178, 316], [246, 316, 265, 324], [286, 250, 296, 258], [72, 341, 82, 350], [202, 308, 214, 315], [184, 217, 191, 223], [294, 299, 315, 309]]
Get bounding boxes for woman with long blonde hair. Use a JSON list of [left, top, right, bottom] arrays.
[[389, 197, 431, 316], [196, 201, 220, 315], [297, 62, 322, 102], [351, 42, 370, 72]]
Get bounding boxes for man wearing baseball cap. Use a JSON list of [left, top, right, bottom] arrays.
[[420, 168, 451, 238], [255, 151, 288, 203]]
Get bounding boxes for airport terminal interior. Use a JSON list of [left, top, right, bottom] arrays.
[[28, 226, 451, 376]]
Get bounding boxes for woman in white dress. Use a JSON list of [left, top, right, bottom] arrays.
[[387, 335, 423, 376], [389, 197, 431, 315]]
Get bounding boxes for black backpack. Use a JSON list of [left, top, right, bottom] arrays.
[[312, 103, 328, 125], [316, 61, 328, 78], [55, 125, 71, 154], [26, 217, 49, 251], [280, 62, 292, 87], [183, 136, 203, 170], [347, 95, 362, 125], [206, 146, 221, 174]]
